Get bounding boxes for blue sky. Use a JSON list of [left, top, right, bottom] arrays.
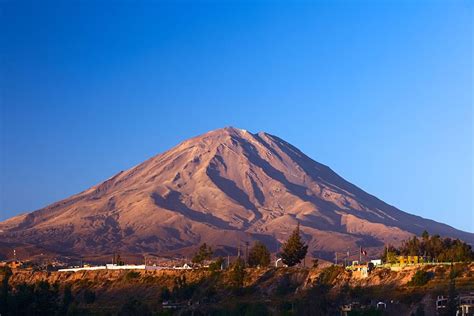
[[1, 0, 472, 232]]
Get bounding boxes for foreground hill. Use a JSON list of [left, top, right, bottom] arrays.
[[2, 263, 474, 315], [0, 127, 472, 260]]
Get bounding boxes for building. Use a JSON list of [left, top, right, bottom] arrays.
[[397, 255, 426, 265], [348, 264, 369, 278], [436, 295, 448, 313], [458, 293, 474, 316], [0, 260, 23, 269]]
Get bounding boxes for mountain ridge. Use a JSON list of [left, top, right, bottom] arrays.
[[1, 127, 472, 260]]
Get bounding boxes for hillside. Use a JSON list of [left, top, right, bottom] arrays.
[[0, 127, 472, 260], [2, 263, 473, 315]]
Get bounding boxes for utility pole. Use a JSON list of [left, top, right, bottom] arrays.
[[335, 252, 338, 265], [359, 246, 362, 264], [245, 241, 249, 264]]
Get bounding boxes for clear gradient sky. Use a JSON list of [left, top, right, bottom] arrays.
[[0, 1, 472, 232]]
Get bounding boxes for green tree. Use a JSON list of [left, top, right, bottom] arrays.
[[209, 256, 225, 271], [192, 243, 213, 265], [248, 241, 271, 267], [280, 223, 308, 267], [230, 257, 246, 289], [382, 245, 400, 264]]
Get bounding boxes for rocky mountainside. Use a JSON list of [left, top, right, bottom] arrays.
[[1, 127, 472, 260]]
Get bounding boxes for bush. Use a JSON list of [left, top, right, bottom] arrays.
[[160, 286, 171, 302], [409, 270, 432, 286], [230, 258, 246, 290], [118, 298, 151, 316], [318, 265, 343, 285], [125, 271, 141, 280], [83, 289, 96, 304]]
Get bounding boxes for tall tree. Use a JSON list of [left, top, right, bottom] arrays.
[[280, 223, 308, 267], [248, 241, 271, 267], [192, 243, 213, 265], [230, 257, 246, 289]]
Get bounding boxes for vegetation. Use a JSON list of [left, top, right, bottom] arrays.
[[208, 256, 225, 271], [383, 231, 474, 263], [230, 257, 246, 289], [1, 258, 472, 315], [159, 286, 171, 302], [118, 297, 151, 316], [408, 270, 432, 286], [192, 243, 213, 265], [446, 265, 458, 316], [0, 266, 12, 315], [318, 265, 344, 286], [125, 271, 141, 280], [280, 223, 308, 267], [247, 241, 271, 267], [83, 288, 96, 304], [172, 275, 196, 301]]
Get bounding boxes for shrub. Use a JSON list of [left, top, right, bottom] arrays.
[[118, 298, 151, 316], [318, 265, 343, 285], [83, 289, 96, 304], [125, 271, 141, 280], [409, 270, 432, 286], [230, 258, 246, 289]]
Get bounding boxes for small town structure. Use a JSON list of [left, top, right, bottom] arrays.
[[458, 293, 474, 316], [0, 260, 23, 269], [436, 295, 448, 313], [57, 263, 194, 272], [347, 264, 369, 278], [397, 255, 426, 265]]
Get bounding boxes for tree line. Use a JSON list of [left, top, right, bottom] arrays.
[[382, 230, 473, 263], [192, 223, 308, 269]]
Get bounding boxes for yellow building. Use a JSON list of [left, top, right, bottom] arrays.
[[398, 256, 424, 265]]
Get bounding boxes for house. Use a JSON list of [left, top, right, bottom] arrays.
[[397, 255, 426, 265], [436, 295, 448, 313], [349, 264, 369, 278], [376, 302, 387, 309], [458, 293, 474, 316]]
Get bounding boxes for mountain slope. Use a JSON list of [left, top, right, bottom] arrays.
[[1, 127, 472, 260]]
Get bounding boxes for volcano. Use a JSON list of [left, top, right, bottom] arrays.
[[1, 127, 472, 260]]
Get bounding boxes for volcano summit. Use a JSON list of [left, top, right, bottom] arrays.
[[1, 127, 472, 260]]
